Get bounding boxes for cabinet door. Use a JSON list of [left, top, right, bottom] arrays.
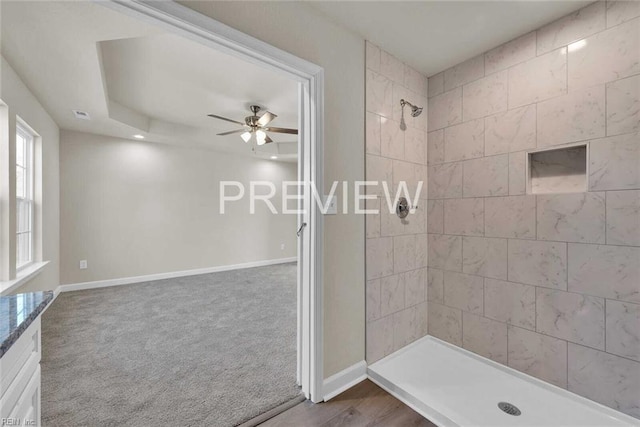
[[9, 365, 41, 427]]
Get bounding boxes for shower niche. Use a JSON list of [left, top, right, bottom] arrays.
[[527, 143, 588, 194]]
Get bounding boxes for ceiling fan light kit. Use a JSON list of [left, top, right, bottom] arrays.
[[208, 105, 298, 146]]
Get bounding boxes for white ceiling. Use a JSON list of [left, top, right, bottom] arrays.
[[1, 1, 299, 160], [308, 1, 591, 77]]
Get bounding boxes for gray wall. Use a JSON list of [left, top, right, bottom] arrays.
[[59, 130, 297, 285], [426, 1, 639, 417], [364, 42, 429, 363]]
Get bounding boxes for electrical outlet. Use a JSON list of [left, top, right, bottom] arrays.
[[79, 260, 88, 270], [280, 243, 285, 250]]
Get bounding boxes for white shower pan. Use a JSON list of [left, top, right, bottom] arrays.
[[368, 336, 639, 427]]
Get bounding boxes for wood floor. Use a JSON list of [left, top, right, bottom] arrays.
[[259, 380, 436, 426]]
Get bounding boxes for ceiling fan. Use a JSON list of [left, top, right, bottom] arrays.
[[208, 105, 298, 146]]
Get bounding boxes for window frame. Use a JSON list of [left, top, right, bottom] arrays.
[[16, 123, 35, 271]]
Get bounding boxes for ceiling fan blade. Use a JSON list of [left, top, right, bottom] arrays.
[[266, 127, 298, 135], [208, 114, 244, 125], [257, 111, 277, 126], [216, 128, 246, 136], [264, 134, 273, 144]]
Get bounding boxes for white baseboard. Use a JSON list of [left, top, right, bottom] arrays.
[[323, 360, 367, 401], [58, 257, 297, 293]]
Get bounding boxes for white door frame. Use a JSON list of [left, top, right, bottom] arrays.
[[100, 0, 325, 403]]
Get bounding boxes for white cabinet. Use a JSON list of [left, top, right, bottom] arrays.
[[0, 317, 42, 427]]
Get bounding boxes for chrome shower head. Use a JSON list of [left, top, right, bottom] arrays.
[[400, 99, 423, 118]]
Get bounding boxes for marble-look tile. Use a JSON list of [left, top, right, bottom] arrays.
[[404, 126, 426, 164], [427, 129, 444, 165], [416, 233, 428, 269], [367, 278, 381, 322], [391, 82, 409, 124], [405, 65, 426, 97], [394, 234, 416, 273], [380, 274, 405, 317], [462, 154, 509, 198], [365, 197, 381, 239], [380, 203, 405, 237], [508, 48, 567, 108], [485, 195, 536, 239], [366, 154, 392, 196], [607, 299, 640, 362], [607, 74, 640, 136], [427, 162, 463, 199], [568, 243, 640, 303], [405, 269, 426, 308], [428, 72, 444, 98], [428, 301, 462, 346], [508, 326, 568, 388], [537, 193, 606, 243], [509, 151, 527, 195], [569, 18, 640, 90], [380, 117, 405, 160], [462, 236, 507, 280], [404, 202, 426, 236], [444, 55, 484, 91], [537, 86, 606, 147], [366, 69, 393, 118], [426, 199, 444, 234], [589, 133, 640, 191], [427, 268, 444, 304], [393, 160, 424, 200], [366, 41, 380, 72], [537, 1, 606, 55], [428, 234, 462, 272], [366, 315, 394, 363], [444, 198, 484, 236], [366, 112, 381, 155], [536, 288, 605, 349], [530, 146, 587, 194], [462, 312, 508, 364], [462, 70, 508, 121], [485, 105, 536, 156], [393, 303, 428, 350], [443, 119, 484, 162], [366, 236, 394, 280], [485, 279, 535, 330], [485, 32, 536, 74], [380, 50, 404, 83], [428, 88, 462, 131], [508, 239, 567, 290], [568, 343, 640, 418], [606, 0, 640, 27], [607, 190, 640, 246], [444, 271, 484, 315]]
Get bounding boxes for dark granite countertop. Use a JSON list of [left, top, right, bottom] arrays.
[[0, 291, 53, 358]]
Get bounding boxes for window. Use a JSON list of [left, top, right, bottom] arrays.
[[16, 124, 34, 270]]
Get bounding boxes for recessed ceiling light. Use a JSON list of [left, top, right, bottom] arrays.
[[72, 110, 91, 120], [270, 155, 278, 160], [133, 134, 145, 139]]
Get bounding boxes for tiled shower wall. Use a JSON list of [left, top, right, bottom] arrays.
[[426, 1, 640, 417], [365, 42, 429, 363]]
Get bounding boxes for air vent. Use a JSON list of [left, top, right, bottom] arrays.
[[72, 110, 91, 120]]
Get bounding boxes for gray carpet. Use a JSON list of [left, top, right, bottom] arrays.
[[41, 263, 300, 427]]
